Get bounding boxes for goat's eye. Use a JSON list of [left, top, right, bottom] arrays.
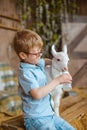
[[57, 59, 60, 61]]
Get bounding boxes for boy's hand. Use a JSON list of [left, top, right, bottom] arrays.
[[57, 73, 72, 84]]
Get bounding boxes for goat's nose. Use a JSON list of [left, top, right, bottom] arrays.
[[62, 67, 68, 72], [57, 59, 60, 61]]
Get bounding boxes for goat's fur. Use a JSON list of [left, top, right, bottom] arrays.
[[46, 44, 72, 116]]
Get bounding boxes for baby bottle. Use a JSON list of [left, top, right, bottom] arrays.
[[63, 71, 72, 91]]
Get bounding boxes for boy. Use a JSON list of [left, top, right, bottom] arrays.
[[13, 29, 75, 130]]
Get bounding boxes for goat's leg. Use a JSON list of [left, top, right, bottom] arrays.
[[54, 103, 60, 116], [53, 89, 63, 116], [53, 95, 61, 116]]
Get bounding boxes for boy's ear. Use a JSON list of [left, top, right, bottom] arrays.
[[19, 52, 27, 60]]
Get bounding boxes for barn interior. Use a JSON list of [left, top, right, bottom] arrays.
[[0, 0, 87, 130]]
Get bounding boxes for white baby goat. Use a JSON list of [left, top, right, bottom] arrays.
[[46, 44, 72, 116]]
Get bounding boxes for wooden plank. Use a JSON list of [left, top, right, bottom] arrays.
[[61, 99, 87, 122], [1, 125, 24, 130], [70, 52, 87, 59], [0, 14, 20, 22], [1, 115, 25, 130], [73, 62, 87, 86], [0, 24, 19, 31], [68, 26, 87, 55], [67, 24, 87, 87], [1, 97, 87, 130], [60, 96, 83, 113]]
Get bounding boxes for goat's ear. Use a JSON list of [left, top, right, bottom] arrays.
[[62, 44, 67, 54], [51, 45, 57, 57]]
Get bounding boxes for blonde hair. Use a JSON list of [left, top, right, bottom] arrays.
[[13, 29, 43, 55]]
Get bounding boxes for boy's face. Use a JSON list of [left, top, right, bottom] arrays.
[[21, 46, 43, 65]]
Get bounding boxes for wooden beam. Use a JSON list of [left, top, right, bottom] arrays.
[[60, 96, 83, 113], [72, 62, 87, 86], [0, 14, 20, 22], [70, 51, 87, 59], [0, 24, 20, 31], [68, 26, 87, 54], [61, 99, 87, 122]]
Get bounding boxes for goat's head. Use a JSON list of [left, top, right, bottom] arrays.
[[51, 44, 69, 71]]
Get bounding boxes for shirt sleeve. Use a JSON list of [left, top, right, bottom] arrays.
[[18, 70, 39, 95], [38, 58, 45, 69]]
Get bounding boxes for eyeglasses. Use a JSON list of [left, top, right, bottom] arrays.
[[25, 49, 44, 56], [28, 51, 43, 56]]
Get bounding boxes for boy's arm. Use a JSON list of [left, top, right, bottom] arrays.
[[30, 73, 72, 99]]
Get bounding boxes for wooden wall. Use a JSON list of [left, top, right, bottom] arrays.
[[62, 21, 87, 88], [77, 0, 87, 15], [0, 0, 87, 86], [61, 1, 87, 88], [0, 0, 20, 72]]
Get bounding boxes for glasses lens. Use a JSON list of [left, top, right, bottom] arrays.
[[24, 48, 44, 56]]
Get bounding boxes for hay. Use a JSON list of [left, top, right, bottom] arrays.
[[0, 87, 87, 130], [0, 92, 22, 125], [69, 88, 87, 130], [70, 112, 87, 130]]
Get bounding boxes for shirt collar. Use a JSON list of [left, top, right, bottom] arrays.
[[20, 61, 40, 69]]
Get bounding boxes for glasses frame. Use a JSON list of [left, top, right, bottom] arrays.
[[24, 49, 44, 57]]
